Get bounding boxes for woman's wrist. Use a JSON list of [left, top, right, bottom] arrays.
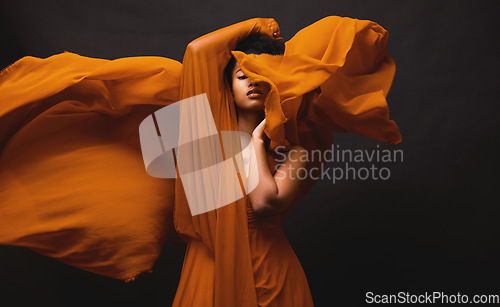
[[251, 118, 267, 143], [251, 133, 265, 144], [255, 18, 282, 39]]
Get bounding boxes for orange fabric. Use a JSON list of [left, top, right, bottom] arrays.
[[248, 201, 313, 306], [172, 18, 280, 307], [0, 54, 182, 280], [0, 16, 401, 305], [233, 16, 400, 151]]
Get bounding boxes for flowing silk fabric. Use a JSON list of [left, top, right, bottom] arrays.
[[234, 16, 400, 151], [0, 16, 401, 305], [172, 18, 283, 307], [0, 54, 182, 280]]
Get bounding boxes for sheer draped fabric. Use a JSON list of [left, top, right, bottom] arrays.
[[0, 54, 182, 281]]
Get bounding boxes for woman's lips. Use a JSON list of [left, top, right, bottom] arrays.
[[247, 88, 263, 98]]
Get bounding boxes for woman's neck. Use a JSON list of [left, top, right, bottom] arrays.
[[237, 108, 264, 135]]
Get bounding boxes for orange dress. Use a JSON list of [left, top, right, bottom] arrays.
[[172, 136, 314, 307], [247, 200, 314, 306], [0, 17, 401, 306], [247, 152, 314, 306]]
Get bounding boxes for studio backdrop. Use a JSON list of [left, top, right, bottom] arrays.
[[0, 0, 499, 306]]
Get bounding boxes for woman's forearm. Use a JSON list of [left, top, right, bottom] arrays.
[[247, 117, 313, 216], [185, 18, 280, 62], [181, 18, 280, 98], [248, 135, 281, 216]]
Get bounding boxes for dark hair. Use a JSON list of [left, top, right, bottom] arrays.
[[224, 34, 285, 87]]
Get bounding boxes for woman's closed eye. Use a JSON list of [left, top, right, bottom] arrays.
[[237, 75, 248, 80]]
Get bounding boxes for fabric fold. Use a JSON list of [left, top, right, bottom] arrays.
[[0, 52, 182, 281], [234, 16, 401, 150]]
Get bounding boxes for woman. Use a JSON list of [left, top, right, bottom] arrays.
[[171, 32, 317, 306], [0, 17, 401, 306], [172, 17, 400, 306]]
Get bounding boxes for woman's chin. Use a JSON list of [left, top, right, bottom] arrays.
[[238, 101, 264, 112], [250, 98, 267, 109]]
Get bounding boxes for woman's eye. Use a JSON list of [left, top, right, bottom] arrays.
[[237, 75, 248, 80]]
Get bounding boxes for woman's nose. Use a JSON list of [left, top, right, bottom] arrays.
[[249, 80, 259, 87]]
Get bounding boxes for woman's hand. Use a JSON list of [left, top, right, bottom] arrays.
[[256, 18, 282, 40], [252, 118, 267, 142], [185, 18, 281, 61]]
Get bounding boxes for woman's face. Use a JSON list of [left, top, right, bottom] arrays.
[[231, 62, 270, 111]]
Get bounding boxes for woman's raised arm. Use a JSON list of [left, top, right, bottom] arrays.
[[180, 18, 281, 99], [184, 18, 281, 62]]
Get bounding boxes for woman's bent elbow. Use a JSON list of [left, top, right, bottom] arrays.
[[252, 201, 285, 217]]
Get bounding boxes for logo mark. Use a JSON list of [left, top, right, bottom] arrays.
[[139, 94, 258, 216]]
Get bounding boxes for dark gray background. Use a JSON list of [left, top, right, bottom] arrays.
[[1, 0, 499, 305]]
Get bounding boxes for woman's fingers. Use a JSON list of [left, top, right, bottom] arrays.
[[258, 18, 282, 40], [252, 118, 267, 139]]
